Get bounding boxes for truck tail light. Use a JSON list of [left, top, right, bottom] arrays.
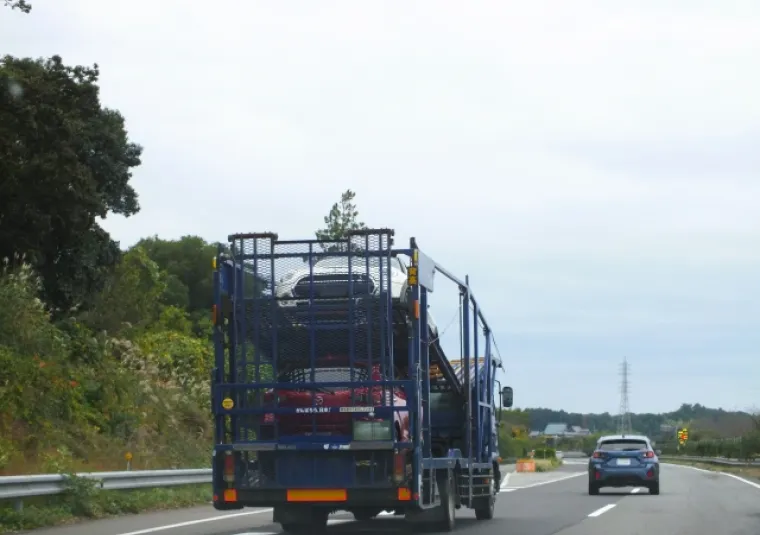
[[393, 452, 405, 483], [223, 451, 235, 483]]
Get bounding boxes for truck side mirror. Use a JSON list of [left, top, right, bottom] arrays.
[[501, 386, 513, 408]]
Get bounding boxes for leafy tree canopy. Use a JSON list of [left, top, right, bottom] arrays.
[[4, 0, 31, 13], [315, 189, 366, 252], [135, 235, 222, 333], [0, 55, 142, 313]]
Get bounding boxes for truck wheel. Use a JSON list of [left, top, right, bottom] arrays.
[[474, 476, 496, 520], [437, 469, 456, 532]]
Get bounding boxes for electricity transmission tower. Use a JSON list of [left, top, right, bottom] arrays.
[[617, 357, 632, 435]]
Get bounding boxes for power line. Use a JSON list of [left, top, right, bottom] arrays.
[[617, 357, 632, 435]]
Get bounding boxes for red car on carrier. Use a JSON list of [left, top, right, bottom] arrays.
[[261, 356, 409, 442]]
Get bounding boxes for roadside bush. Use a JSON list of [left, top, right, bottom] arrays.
[[533, 447, 556, 459], [0, 261, 213, 476]]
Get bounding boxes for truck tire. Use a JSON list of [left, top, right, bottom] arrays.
[[437, 469, 456, 532], [474, 474, 496, 520]]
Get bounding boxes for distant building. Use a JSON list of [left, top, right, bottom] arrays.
[[543, 423, 570, 436], [542, 422, 591, 437]]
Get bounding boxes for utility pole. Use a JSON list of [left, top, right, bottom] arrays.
[[617, 357, 632, 435]]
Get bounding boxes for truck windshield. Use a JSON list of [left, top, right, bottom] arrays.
[[599, 439, 648, 451], [287, 367, 369, 392]]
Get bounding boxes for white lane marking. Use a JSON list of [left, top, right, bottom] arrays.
[[514, 471, 586, 489], [377, 510, 395, 516], [663, 462, 712, 474], [664, 462, 760, 489], [723, 472, 760, 490], [588, 503, 616, 517], [500, 468, 515, 488], [115, 509, 273, 535], [501, 488, 517, 492], [630, 487, 641, 494]]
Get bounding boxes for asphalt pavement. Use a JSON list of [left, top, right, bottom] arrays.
[[24, 462, 760, 535]]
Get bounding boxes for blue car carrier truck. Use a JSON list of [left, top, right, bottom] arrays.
[[210, 228, 514, 533]]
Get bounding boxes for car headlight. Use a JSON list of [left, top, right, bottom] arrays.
[[353, 419, 392, 441]]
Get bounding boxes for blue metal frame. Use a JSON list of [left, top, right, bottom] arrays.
[[211, 229, 503, 508]]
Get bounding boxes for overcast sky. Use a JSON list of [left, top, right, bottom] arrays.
[[3, 1, 759, 415]]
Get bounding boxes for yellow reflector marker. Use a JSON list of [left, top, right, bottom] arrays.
[[223, 489, 237, 502], [222, 397, 234, 410], [286, 489, 347, 502], [407, 266, 418, 286], [212, 256, 217, 269]]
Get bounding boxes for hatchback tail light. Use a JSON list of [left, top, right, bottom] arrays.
[[592, 451, 604, 459], [643, 451, 654, 458]]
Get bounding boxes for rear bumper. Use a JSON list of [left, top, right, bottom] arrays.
[[589, 464, 659, 487], [213, 486, 413, 510]]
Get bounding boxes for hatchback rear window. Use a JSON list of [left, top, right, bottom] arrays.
[[598, 439, 648, 451]]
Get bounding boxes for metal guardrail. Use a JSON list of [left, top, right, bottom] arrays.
[[0, 469, 212, 511], [1, 462, 519, 511], [660, 455, 760, 467]]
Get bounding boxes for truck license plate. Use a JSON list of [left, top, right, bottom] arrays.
[[616, 458, 631, 466]]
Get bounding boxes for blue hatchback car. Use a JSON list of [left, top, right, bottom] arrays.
[[588, 434, 660, 495]]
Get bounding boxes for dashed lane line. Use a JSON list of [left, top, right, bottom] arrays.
[[588, 503, 616, 517]]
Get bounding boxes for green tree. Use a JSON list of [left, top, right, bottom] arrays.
[[4, 0, 31, 13], [81, 247, 167, 337], [315, 189, 366, 251], [135, 236, 216, 315], [0, 55, 142, 313]]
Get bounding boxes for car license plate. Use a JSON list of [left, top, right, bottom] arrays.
[[617, 458, 631, 466]]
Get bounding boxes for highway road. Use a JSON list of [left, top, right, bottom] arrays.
[[25, 462, 760, 535]]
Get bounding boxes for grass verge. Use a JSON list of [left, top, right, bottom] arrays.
[[0, 482, 212, 534], [534, 458, 562, 472], [664, 458, 760, 482]]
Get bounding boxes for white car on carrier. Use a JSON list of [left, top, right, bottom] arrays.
[[274, 256, 438, 334]]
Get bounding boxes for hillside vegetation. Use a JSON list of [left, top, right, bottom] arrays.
[[497, 405, 760, 460], [525, 404, 758, 439], [0, 242, 218, 475]]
